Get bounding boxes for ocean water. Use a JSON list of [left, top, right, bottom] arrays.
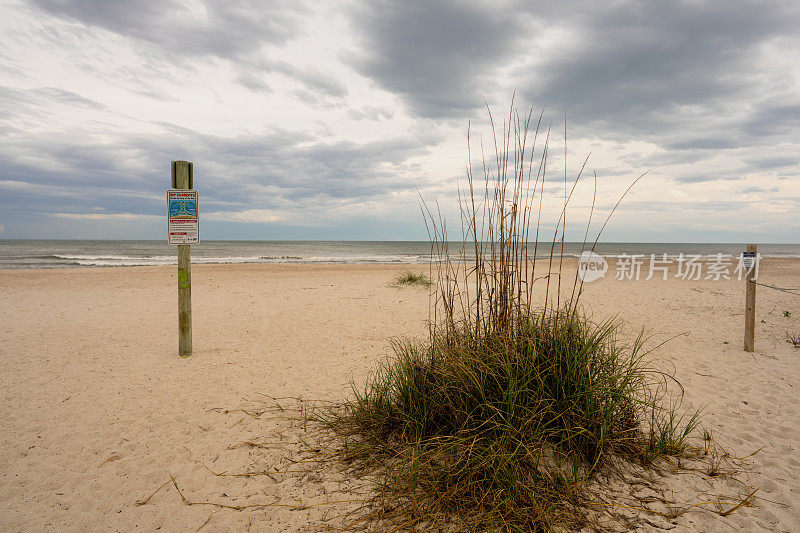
[[1, 240, 799, 269]]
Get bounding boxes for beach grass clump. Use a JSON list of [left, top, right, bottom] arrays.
[[392, 271, 433, 288], [316, 102, 698, 530], [788, 332, 800, 349], [332, 310, 696, 530]]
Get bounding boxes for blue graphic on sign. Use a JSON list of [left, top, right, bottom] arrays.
[[170, 200, 197, 217]]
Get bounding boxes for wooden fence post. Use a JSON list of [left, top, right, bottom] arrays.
[[743, 243, 757, 352], [172, 161, 193, 357]]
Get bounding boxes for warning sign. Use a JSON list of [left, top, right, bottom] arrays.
[[742, 251, 756, 269], [167, 189, 199, 244]]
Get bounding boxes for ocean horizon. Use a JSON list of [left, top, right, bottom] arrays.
[[2, 239, 799, 269]]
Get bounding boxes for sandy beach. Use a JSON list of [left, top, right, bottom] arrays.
[[1, 260, 799, 531]]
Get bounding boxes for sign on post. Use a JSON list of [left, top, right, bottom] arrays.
[[167, 189, 199, 244], [742, 251, 756, 270]]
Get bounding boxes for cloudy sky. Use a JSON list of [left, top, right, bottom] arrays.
[[1, 0, 798, 242]]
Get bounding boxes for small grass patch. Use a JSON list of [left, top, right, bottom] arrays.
[[787, 332, 800, 349], [392, 271, 433, 288]]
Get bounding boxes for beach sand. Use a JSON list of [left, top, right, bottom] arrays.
[[1, 260, 798, 531]]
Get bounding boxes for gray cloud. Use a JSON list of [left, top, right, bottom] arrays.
[[0, 107, 441, 222], [667, 138, 740, 151], [742, 102, 800, 138], [521, 3, 799, 133], [30, 0, 305, 62], [28, 0, 350, 103], [744, 155, 799, 171], [527, 7, 768, 119], [346, 0, 528, 118], [741, 186, 779, 194], [264, 60, 348, 99], [670, 173, 745, 184], [520, 1, 800, 176], [0, 85, 107, 121], [38, 87, 108, 110], [235, 72, 272, 93], [345, 1, 800, 177], [236, 61, 348, 101], [347, 106, 394, 121]]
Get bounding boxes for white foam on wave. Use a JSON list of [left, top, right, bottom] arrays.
[[55, 254, 173, 261], [73, 259, 174, 266]]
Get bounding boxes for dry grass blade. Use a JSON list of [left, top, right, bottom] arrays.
[[171, 476, 366, 512], [195, 514, 213, 531], [200, 462, 305, 478], [719, 487, 758, 517], [135, 478, 172, 506], [228, 441, 291, 450], [98, 454, 120, 467]]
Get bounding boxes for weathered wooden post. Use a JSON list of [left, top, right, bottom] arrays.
[[743, 243, 757, 352], [170, 161, 195, 357]]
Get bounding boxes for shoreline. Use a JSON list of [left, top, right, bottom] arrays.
[[2, 255, 796, 274], [3, 240, 799, 270]]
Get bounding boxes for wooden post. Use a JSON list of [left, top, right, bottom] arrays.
[[172, 161, 193, 357], [743, 243, 757, 352]]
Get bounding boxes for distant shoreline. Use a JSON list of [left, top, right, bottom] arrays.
[[2, 256, 796, 275], [2, 240, 799, 269]]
